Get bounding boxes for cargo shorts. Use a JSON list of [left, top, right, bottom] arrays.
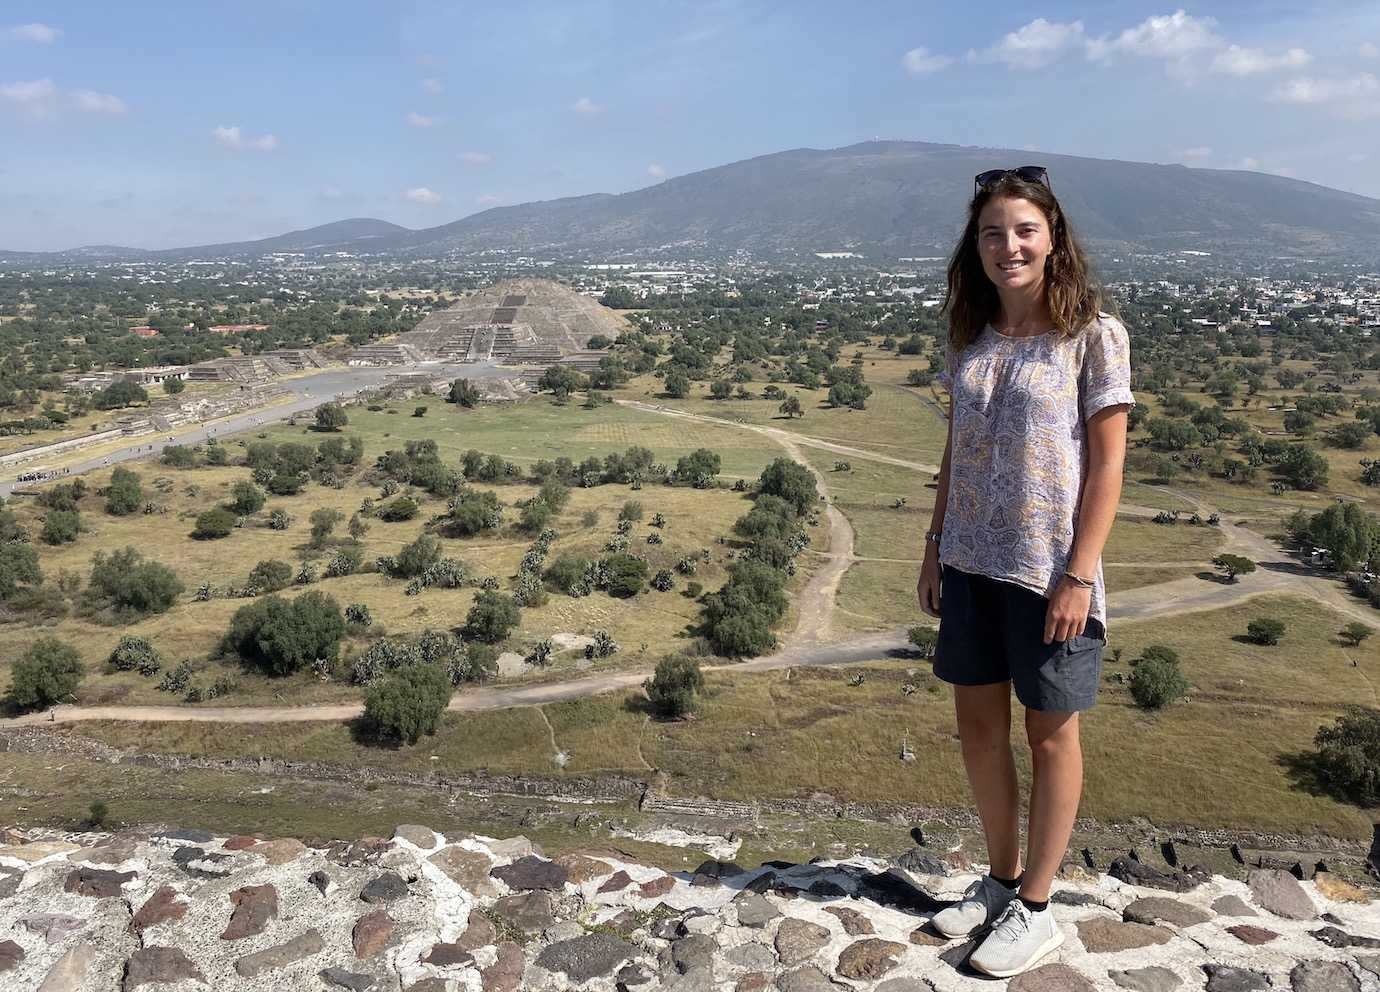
[[933, 564, 1104, 712]]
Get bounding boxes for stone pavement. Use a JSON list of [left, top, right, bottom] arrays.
[[2, 823, 1379, 990]]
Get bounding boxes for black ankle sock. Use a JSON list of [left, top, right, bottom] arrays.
[[988, 871, 1022, 890], [1018, 895, 1048, 913]]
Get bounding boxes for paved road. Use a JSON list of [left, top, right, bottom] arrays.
[[0, 361, 504, 498]]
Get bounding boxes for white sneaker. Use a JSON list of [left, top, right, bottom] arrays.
[[929, 875, 1019, 938], [969, 899, 1064, 978]]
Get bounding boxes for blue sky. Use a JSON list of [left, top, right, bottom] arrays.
[[2, 1, 1378, 251]]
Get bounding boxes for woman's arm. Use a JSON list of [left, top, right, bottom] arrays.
[[917, 393, 953, 618], [1044, 404, 1129, 641]]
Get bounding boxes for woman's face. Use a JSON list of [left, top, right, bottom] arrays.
[[976, 196, 1054, 295]]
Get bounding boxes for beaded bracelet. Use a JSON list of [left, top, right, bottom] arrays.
[[1063, 570, 1094, 588]]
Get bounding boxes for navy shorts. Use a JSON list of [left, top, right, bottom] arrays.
[[934, 565, 1104, 712]]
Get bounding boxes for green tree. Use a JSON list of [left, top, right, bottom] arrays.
[[1310, 502, 1376, 572], [644, 654, 704, 718], [602, 553, 649, 598], [664, 371, 690, 398], [363, 662, 452, 744], [247, 559, 294, 593], [1341, 622, 1375, 647], [1278, 444, 1329, 490], [163, 377, 185, 396], [1129, 646, 1188, 709], [9, 636, 83, 710], [309, 508, 344, 547], [229, 480, 266, 515], [314, 403, 348, 431], [675, 448, 721, 487], [1246, 617, 1286, 645], [224, 590, 344, 676], [377, 496, 419, 522], [757, 458, 818, 515], [1313, 707, 1380, 804], [86, 547, 182, 616], [192, 507, 237, 540], [779, 395, 803, 418], [463, 590, 521, 643], [108, 635, 162, 674], [0, 540, 42, 602], [394, 534, 441, 577], [93, 380, 148, 410], [104, 467, 143, 516], [1212, 553, 1256, 583], [446, 489, 502, 536], [41, 509, 81, 545], [448, 379, 481, 408]]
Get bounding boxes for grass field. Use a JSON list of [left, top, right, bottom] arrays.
[[0, 394, 810, 706], [54, 593, 1378, 841]]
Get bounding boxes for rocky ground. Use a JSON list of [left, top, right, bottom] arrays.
[[3, 823, 1380, 991]]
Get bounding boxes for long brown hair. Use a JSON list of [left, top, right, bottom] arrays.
[[942, 174, 1103, 353]]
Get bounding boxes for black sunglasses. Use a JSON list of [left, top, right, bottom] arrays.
[[974, 165, 1051, 197]]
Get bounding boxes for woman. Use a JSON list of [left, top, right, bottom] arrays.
[[915, 166, 1134, 979]]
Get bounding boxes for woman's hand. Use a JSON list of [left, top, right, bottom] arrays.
[[1044, 577, 1092, 643], [917, 544, 941, 618]]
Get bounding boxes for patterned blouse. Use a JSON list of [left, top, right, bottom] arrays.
[[936, 314, 1135, 627]]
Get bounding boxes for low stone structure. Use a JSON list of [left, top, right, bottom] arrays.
[[2, 823, 1379, 991]]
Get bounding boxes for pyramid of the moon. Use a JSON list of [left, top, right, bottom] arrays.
[[395, 278, 628, 366]]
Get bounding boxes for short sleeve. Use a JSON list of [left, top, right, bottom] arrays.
[[1080, 316, 1135, 422]]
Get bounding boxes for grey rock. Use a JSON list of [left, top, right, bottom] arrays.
[[1202, 963, 1270, 992], [0, 867, 21, 899], [835, 938, 906, 981], [1108, 857, 1208, 893], [681, 911, 723, 937], [1309, 925, 1380, 949], [725, 943, 777, 971], [1122, 896, 1213, 928], [544, 920, 586, 943], [664, 966, 715, 992], [320, 967, 375, 992], [492, 891, 556, 934], [1247, 868, 1317, 920], [894, 847, 951, 878], [122, 946, 205, 990], [64, 866, 136, 897], [938, 937, 981, 970], [491, 855, 568, 891], [822, 906, 874, 935], [20, 913, 86, 944], [485, 835, 542, 859], [0, 940, 24, 972], [1210, 895, 1257, 917], [392, 824, 440, 850], [171, 846, 235, 880], [1075, 917, 1173, 953], [775, 965, 837, 992], [1008, 964, 1098, 992], [1051, 891, 1099, 907], [1290, 960, 1359, 992], [745, 872, 777, 895], [423, 942, 474, 967], [1108, 966, 1183, 992], [735, 891, 781, 928], [694, 859, 745, 878], [37, 944, 97, 992], [617, 962, 657, 991], [1356, 955, 1380, 979], [158, 827, 214, 843], [360, 872, 409, 904], [807, 879, 848, 897], [308, 870, 333, 896], [671, 934, 718, 974], [234, 929, 325, 978], [535, 933, 637, 983], [875, 981, 932, 992], [775, 918, 831, 966]]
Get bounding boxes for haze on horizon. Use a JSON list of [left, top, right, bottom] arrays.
[[2, 0, 1378, 253]]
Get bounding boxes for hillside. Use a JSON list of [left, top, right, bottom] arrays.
[[8, 142, 1380, 262]]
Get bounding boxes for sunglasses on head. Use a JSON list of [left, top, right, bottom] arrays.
[[974, 166, 1051, 197]]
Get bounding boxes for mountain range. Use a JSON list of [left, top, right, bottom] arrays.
[[6, 141, 1380, 262]]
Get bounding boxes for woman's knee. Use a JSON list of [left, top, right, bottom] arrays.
[[1025, 709, 1080, 755], [954, 683, 1012, 744]]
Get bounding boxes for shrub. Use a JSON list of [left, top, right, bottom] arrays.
[[757, 458, 818, 515], [86, 547, 183, 617], [544, 554, 593, 595], [393, 535, 441, 578], [350, 638, 422, 685], [453, 642, 498, 684], [463, 590, 520, 643], [1213, 554, 1256, 582], [161, 445, 196, 469], [157, 660, 193, 695], [247, 559, 294, 593], [0, 539, 42, 602], [685, 580, 703, 599], [447, 489, 502, 536], [449, 379, 481, 408], [675, 448, 721, 487], [229, 480, 266, 515], [907, 626, 938, 658], [710, 612, 775, 656], [309, 508, 345, 547], [192, 507, 237, 540], [42, 509, 81, 545], [1129, 647, 1188, 709], [267, 471, 305, 496], [108, 635, 162, 674], [325, 546, 363, 577], [224, 590, 345, 676], [1341, 622, 1375, 647], [345, 602, 373, 627], [651, 569, 675, 592], [9, 636, 83, 710], [377, 496, 418, 522], [619, 501, 644, 522], [269, 509, 291, 530], [1313, 707, 1380, 804], [602, 553, 649, 598], [585, 630, 618, 659], [104, 467, 143, 515], [204, 442, 228, 465], [315, 403, 348, 431], [1246, 618, 1286, 645], [644, 654, 703, 718], [364, 662, 451, 744], [518, 500, 553, 536], [413, 406, 428, 418]]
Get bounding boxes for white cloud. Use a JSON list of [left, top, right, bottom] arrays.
[[319, 186, 347, 201], [458, 151, 492, 164], [1348, 152, 1371, 163], [405, 187, 442, 205], [1270, 72, 1380, 116], [420, 78, 443, 95], [5, 23, 61, 44], [1087, 10, 1220, 63], [902, 46, 951, 74], [1210, 45, 1311, 76], [475, 194, 503, 206], [572, 96, 603, 114], [214, 125, 277, 151], [979, 19, 1085, 69], [71, 90, 127, 114], [406, 111, 443, 128], [0, 78, 57, 118], [1270, 167, 1296, 177], [1238, 157, 1260, 170], [1179, 146, 1213, 160], [647, 163, 667, 178], [1361, 42, 1378, 58]]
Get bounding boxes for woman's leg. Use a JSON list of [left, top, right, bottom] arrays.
[[1021, 708, 1083, 902], [954, 682, 1021, 879]]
